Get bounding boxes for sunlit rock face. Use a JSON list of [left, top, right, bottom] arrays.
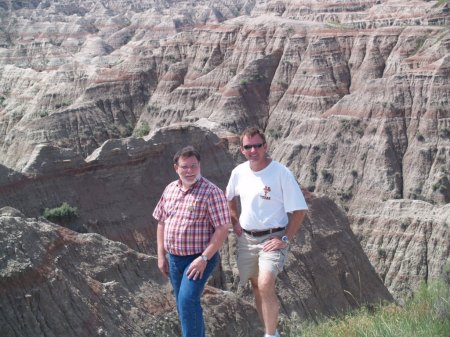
[[0, 206, 264, 337], [0, 0, 449, 322], [0, 124, 393, 337]]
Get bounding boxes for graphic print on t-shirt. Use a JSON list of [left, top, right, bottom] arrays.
[[261, 186, 271, 200]]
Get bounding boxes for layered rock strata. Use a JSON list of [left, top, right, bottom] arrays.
[[0, 125, 393, 337], [0, 124, 234, 253], [0, 206, 263, 337], [0, 0, 448, 305]]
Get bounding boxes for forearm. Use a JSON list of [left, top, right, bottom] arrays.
[[285, 210, 307, 240], [156, 222, 166, 257], [228, 198, 240, 225]]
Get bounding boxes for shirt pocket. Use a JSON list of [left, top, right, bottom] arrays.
[[185, 198, 207, 221]]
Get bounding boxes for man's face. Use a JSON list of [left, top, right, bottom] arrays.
[[174, 155, 201, 187], [240, 134, 267, 163]]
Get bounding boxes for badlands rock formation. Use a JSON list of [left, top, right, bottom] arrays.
[[0, 206, 263, 337], [0, 125, 393, 336], [0, 125, 235, 253], [0, 0, 449, 333]]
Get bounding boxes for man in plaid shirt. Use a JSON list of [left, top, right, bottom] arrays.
[[153, 146, 231, 337]]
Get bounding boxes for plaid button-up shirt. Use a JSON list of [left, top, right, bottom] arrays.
[[153, 176, 230, 256]]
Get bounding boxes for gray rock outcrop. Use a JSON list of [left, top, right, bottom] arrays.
[[0, 125, 393, 336], [0, 0, 449, 322], [0, 206, 263, 337]]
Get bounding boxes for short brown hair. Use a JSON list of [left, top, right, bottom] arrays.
[[173, 146, 201, 165], [240, 127, 266, 146]]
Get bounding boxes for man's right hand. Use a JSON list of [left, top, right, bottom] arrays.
[[158, 255, 169, 278]]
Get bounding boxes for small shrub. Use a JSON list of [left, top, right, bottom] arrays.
[[165, 55, 177, 63], [440, 128, 450, 139], [416, 132, 425, 142], [55, 100, 71, 109], [321, 170, 334, 183], [311, 154, 321, 166], [432, 176, 449, 194], [378, 248, 387, 259], [310, 168, 318, 182], [339, 119, 364, 137], [443, 261, 450, 285], [287, 102, 297, 111], [277, 79, 288, 88], [43, 202, 79, 224], [339, 190, 353, 201], [267, 128, 283, 139], [11, 111, 23, 120], [147, 104, 158, 113], [133, 122, 150, 137]]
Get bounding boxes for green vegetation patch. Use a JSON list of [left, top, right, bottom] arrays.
[[43, 202, 79, 225], [284, 280, 450, 337], [440, 128, 450, 139], [133, 121, 150, 138]]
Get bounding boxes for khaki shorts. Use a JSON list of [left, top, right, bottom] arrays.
[[236, 230, 289, 285]]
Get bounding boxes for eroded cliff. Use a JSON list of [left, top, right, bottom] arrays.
[[0, 0, 449, 324]]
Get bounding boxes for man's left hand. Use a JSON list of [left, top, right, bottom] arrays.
[[262, 236, 288, 252], [186, 256, 207, 280]]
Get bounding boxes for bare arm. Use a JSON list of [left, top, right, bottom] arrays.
[[284, 209, 307, 241], [263, 209, 307, 252], [228, 197, 242, 236], [156, 221, 169, 277]]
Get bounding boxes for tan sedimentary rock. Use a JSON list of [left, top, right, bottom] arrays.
[[0, 0, 449, 311], [0, 206, 264, 337], [0, 125, 392, 336]]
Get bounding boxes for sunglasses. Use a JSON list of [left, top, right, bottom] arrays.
[[242, 143, 264, 150]]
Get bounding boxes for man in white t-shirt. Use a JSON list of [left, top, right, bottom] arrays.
[[226, 127, 308, 337]]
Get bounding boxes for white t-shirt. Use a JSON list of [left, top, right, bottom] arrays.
[[226, 160, 308, 231]]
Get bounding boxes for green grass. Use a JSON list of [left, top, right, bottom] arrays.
[[133, 121, 150, 137], [285, 280, 450, 337], [436, 0, 450, 5]]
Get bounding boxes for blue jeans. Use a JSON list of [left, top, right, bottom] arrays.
[[168, 253, 219, 337]]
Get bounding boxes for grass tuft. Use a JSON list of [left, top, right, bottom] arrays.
[[284, 280, 450, 337]]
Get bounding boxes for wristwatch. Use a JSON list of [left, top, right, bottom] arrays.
[[281, 235, 289, 245], [201, 254, 209, 262]]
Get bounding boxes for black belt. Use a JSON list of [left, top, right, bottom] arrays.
[[242, 227, 285, 237]]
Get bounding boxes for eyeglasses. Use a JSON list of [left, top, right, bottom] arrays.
[[242, 143, 264, 150], [178, 164, 200, 171]]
